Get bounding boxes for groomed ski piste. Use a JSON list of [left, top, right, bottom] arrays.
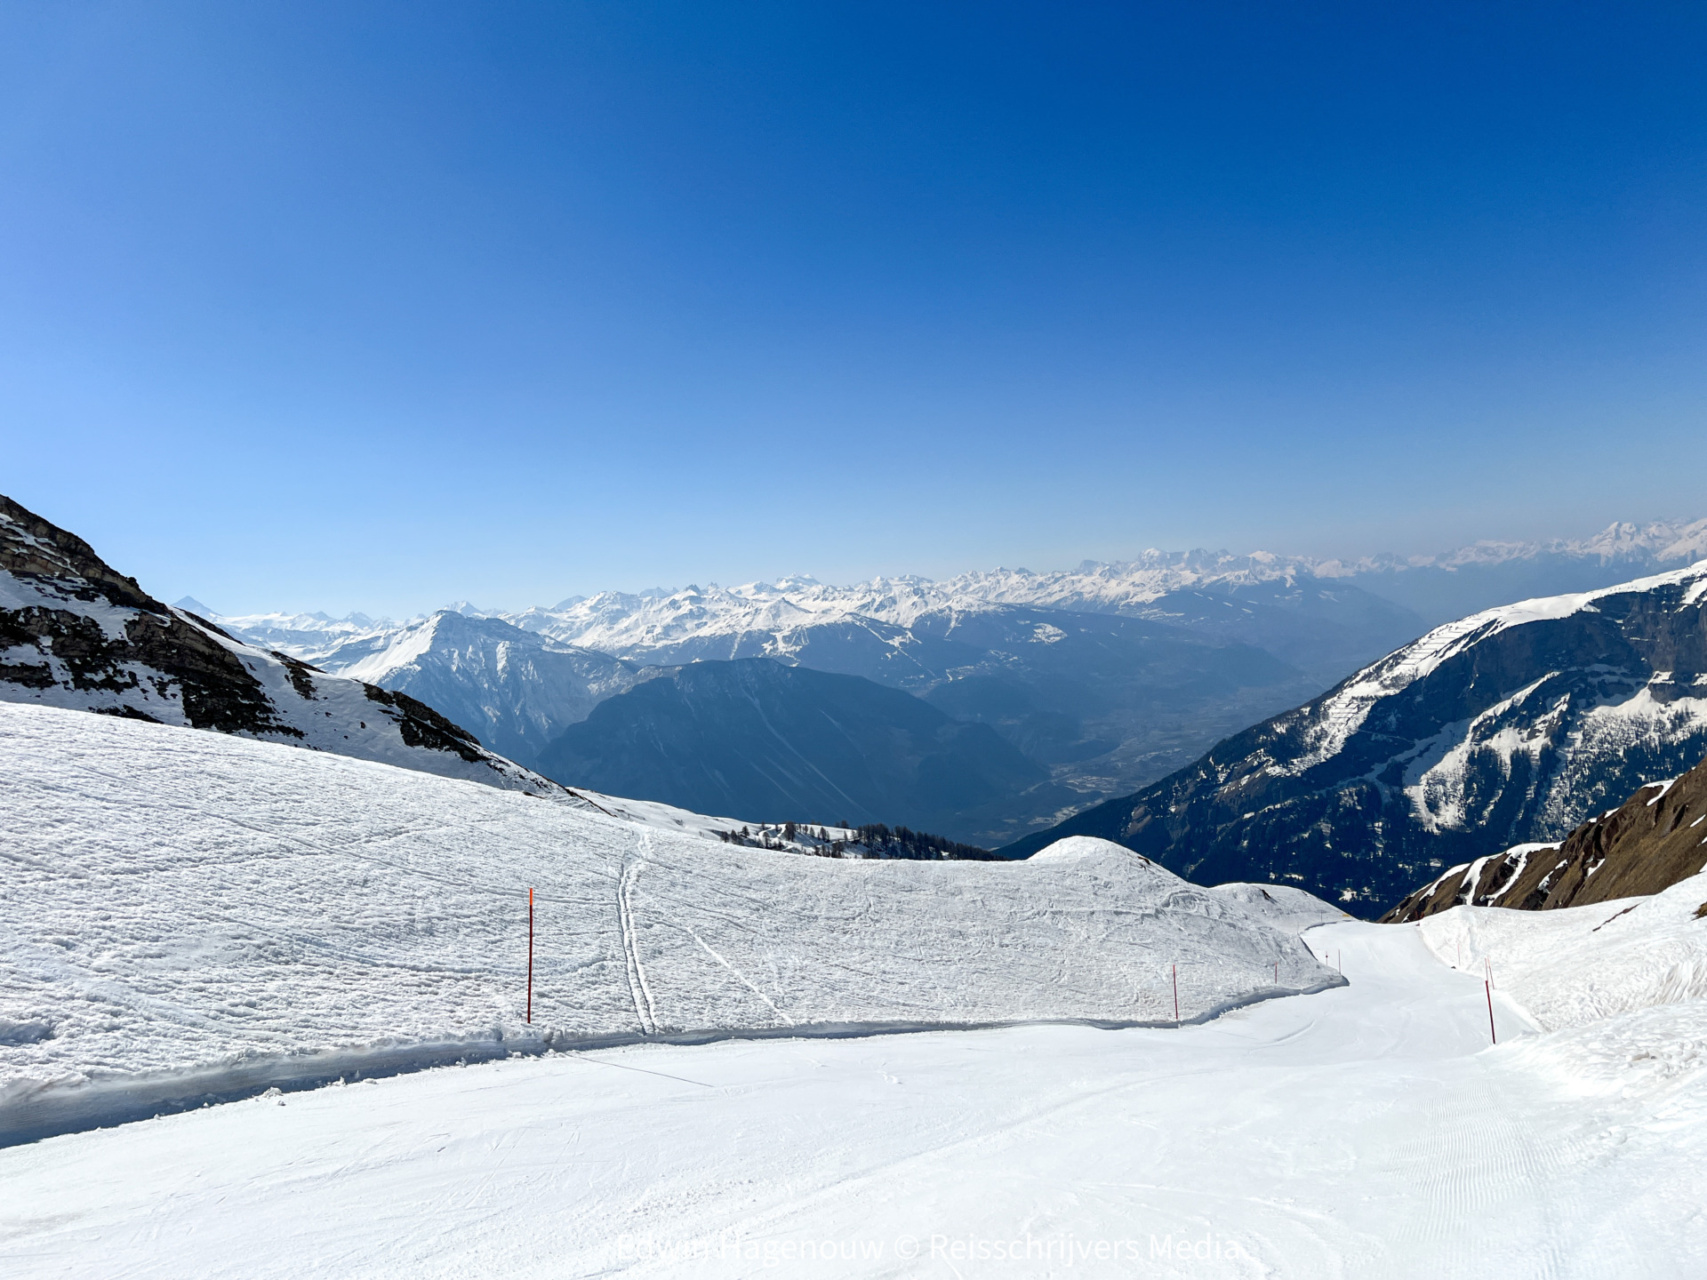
[[4, 704, 1706, 1276], [0, 702, 1345, 1142]]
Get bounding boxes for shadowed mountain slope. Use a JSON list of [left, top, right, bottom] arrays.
[[537, 658, 1060, 844], [1384, 750, 1707, 921], [999, 564, 1707, 916]]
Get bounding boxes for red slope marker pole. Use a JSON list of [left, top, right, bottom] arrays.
[[1274, 960, 1278, 984], [1485, 979, 1496, 1046], [1172, 964, 1180, 1025], [527, 887, 535, 1025]]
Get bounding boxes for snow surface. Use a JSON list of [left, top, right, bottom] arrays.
[[0, 702, 1341, 1145], [1417, 873, 1707, 1032], [0, 561, 558, 795], [4, 917, 1703, 1278], [6, 704, 1707, 1275]]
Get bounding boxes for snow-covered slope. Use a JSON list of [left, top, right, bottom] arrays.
[[0, 496, 555, 794], [1003, 561, 1707, 915], [1416, 871, 1707, 1034], [9, 910, 1706, 1278], [0, 701, 1343, 1144]]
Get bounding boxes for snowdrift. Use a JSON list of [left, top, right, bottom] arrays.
[[0, 703, 1343, 1145], [1416, 872, 1707, 1034], [1414, 875, 1707, 1138]]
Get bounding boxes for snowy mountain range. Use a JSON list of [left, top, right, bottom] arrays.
[[1000, 560, 1707, 914], [195, 517, 1707, 840], [209, 515, 1707, 661], [210, 592, 1352, 832]]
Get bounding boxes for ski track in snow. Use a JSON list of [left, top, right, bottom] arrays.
[[618, 837, 660, 1036], [5, 702, 1704, 1275], [3, 919, 1702, 1278]]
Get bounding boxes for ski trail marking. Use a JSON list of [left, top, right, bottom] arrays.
[[684, 926, 796, 1026], [617, 836, 659, 1035]]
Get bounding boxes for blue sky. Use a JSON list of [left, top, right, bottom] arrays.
[[3, 2, 1704, 615]]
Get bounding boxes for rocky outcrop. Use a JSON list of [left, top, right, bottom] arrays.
[[0, 494, 557, 794], [1383, 752, 1707, 921]]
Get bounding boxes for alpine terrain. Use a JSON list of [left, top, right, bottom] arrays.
[[0, 698, 1345, 1145], [536, 657, 1062, 840], [201, 518, 1707, 844], [0, 495, 556, 794], [1385, 748, 1707, 921], [1001, 562, 1707, 914]]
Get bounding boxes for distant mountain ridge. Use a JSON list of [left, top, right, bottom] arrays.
[[205, 516, 1707, 654], [193, 516, 1707, 842], [216, 598, 1323, 841], [999, 562, 1707, 915]]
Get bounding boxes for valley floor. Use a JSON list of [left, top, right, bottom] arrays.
[[4, 920, 1701, 1279]]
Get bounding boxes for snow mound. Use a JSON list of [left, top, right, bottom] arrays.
[[0, 703, 1342, 1145], [1025, 834, 1145, 864], [1416, 871, 1707, 1033], [1500, 998, 1707, 1104], [1211, 882, 1354, 935], [1413, 870, 1707, 1167]]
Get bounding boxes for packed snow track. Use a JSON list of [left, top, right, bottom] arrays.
[[4, 918, 1703, 1277]]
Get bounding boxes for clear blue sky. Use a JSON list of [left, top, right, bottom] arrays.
[[3, 2, 1703, 615]]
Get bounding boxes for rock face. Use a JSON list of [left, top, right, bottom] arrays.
[[537, 658, 1056, 843], [1383, 752, 1707, 921], [998, 564, 1707, 916], [0, 494, 557, 793]]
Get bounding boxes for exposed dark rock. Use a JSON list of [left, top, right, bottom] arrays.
[[0, 493, 554, 793], [362, 684, 487, 764], [1384, 752, 1707, 921]]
